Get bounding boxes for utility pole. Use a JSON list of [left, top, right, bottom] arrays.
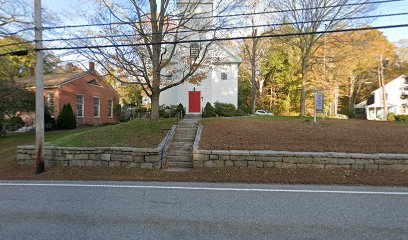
[[34, 0, 45, 174], [322, 24, 327, 118], [379, 55, 387, 121]]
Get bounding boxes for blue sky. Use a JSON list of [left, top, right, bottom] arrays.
[[42, 0, 408, 42]]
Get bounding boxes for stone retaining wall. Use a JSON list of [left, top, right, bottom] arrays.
[[193, 126, 408, 170], [16, 125, 176, 169]]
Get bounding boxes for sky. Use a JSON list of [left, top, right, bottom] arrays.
[[42, 0, 408, 43]]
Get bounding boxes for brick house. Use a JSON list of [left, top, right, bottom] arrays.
[[19, 63, 120, 126]]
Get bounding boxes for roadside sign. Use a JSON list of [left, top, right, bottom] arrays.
[[315, 93, 324, 113]]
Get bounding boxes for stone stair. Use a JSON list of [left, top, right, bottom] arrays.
[[165, 115, 200, 171]]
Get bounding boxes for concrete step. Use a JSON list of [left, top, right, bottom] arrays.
[[172, 142, 194, 148], [166, 150, 192, 157], [168, 161, 193, 168], [175, 131, 196, 136], [173, 137, 196, 142], [166, 155, 193, 162], [170, 146, 193, 151]]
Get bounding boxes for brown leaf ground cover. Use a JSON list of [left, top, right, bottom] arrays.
[[1, 164, 407, 186], [200, 117, 408, 153]]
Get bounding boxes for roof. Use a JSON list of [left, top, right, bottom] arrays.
[[18, 71, 89, 88], [366, 102, 397, 108], [354, 100, 367, 108]]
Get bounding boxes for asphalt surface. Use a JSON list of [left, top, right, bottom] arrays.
[[0, 181, 407, 240]]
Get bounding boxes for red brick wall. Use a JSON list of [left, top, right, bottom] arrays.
[[48, 73, 119, 125]]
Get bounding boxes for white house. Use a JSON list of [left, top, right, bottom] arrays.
[[153, 0, 241, 114], [364, 75, 408, 120]]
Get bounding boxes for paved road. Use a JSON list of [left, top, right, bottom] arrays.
[[0, 181, 407, 240]]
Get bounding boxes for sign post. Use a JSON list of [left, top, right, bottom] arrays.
[[314, 89, 324, 124]]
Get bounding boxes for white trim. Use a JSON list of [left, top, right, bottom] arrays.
[[107, 98, 113, 118], [0, 183, 407, 196], [93, 96, 100, 118], [76, 94, 85, 118]]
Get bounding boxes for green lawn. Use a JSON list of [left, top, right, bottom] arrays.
[[0, 127, 94, 170], [51, 119, 175, 148], [0, 119, 175, 171]]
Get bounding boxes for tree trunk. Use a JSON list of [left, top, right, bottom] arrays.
[[150, 89, 160, 121], [299, 56, 308, 117], [250, 40, 257, 114], [348, 74, 355, 113]]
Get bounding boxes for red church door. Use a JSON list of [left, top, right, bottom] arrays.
[[188, 91, 201, 113]]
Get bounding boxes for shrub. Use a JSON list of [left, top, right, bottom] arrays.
[[5, 116, 24, 131], [176, 103, 186, 118], [113, 103, 121, 120], [214, 102, 244, 117], [159, 105, 178, 118], [395, 115, 408, 122], [387, 112, 396, 121], [44, 105, 56, 131], [203, 102, 216, 118], [57, 103, 77, 129]]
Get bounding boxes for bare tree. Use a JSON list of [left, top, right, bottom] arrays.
[[72, 0, 241, 120], [0, 0, 31, 36], [241, 0, 274, 114], [273, 0, 376, 116]]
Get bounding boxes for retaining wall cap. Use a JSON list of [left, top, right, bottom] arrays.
[[347, 153, 380, 159], [229, 150, 251, 155], [193, 126, 203, 151], [211, 150, 230, 155], [378, 153, 408, 160]]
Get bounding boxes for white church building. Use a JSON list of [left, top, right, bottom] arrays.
[[153, 0, 241, 114], [363, 75, 408, 120]]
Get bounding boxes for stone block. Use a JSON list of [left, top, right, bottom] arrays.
[[193, 161, 204, 168], [234, 161, 248, 167], [325, 164, 350, 170], [256, 156, 283, 162], [101, 153, 111, 161], [193, 153, 209, 161], [375, 159, 408, 165], [122, 162, 141, 168], [133, 155, 144, 162], [312, 157, 338, 164], [364, 164, 379, 170], [264, 162, 275, 168], [219, 155, 230, 160], [109, 161, 121, 167], [17, 154, 29, 160], [85, 160, 94, 167], [111, 154, 133, 162], [204, 160, 217, 168], [248, 161, 263, 168], [152, 162, 161, 169], [274, 162, 296, 169], [283, 157, 313, 164], [225, 160, 234, 167], [145, 155, 160, 163], [337, 159, 355, 165], [74, 154, 88, 160], [65, 154, 74, 160], [70, 160, 85, 166], [230, 155, 255, 161], [355, 159, 374, 165], [296, 164, 325, 169], [59, 161, 69, 167], [351, 164, 364, 169], [378, 164, 408, 170], [210, 154, 219, 160], [88, 154, 100, 161], [141, 163, 153, 169]]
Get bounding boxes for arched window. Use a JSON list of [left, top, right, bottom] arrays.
[[190, 43, 200, 59]]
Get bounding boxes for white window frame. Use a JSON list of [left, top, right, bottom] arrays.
[[76, 94, 85, 118], [107, 99, 113, 118], [47, 91, 55, 114], [93, 96, 100, 118]]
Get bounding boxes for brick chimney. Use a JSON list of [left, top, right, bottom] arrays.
[[89, 62, 95, 71]]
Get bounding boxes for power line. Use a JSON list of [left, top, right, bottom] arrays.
[[2, 11, 407, 48], [35, 24, 408, 51], [2, 0, 401, 36]]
